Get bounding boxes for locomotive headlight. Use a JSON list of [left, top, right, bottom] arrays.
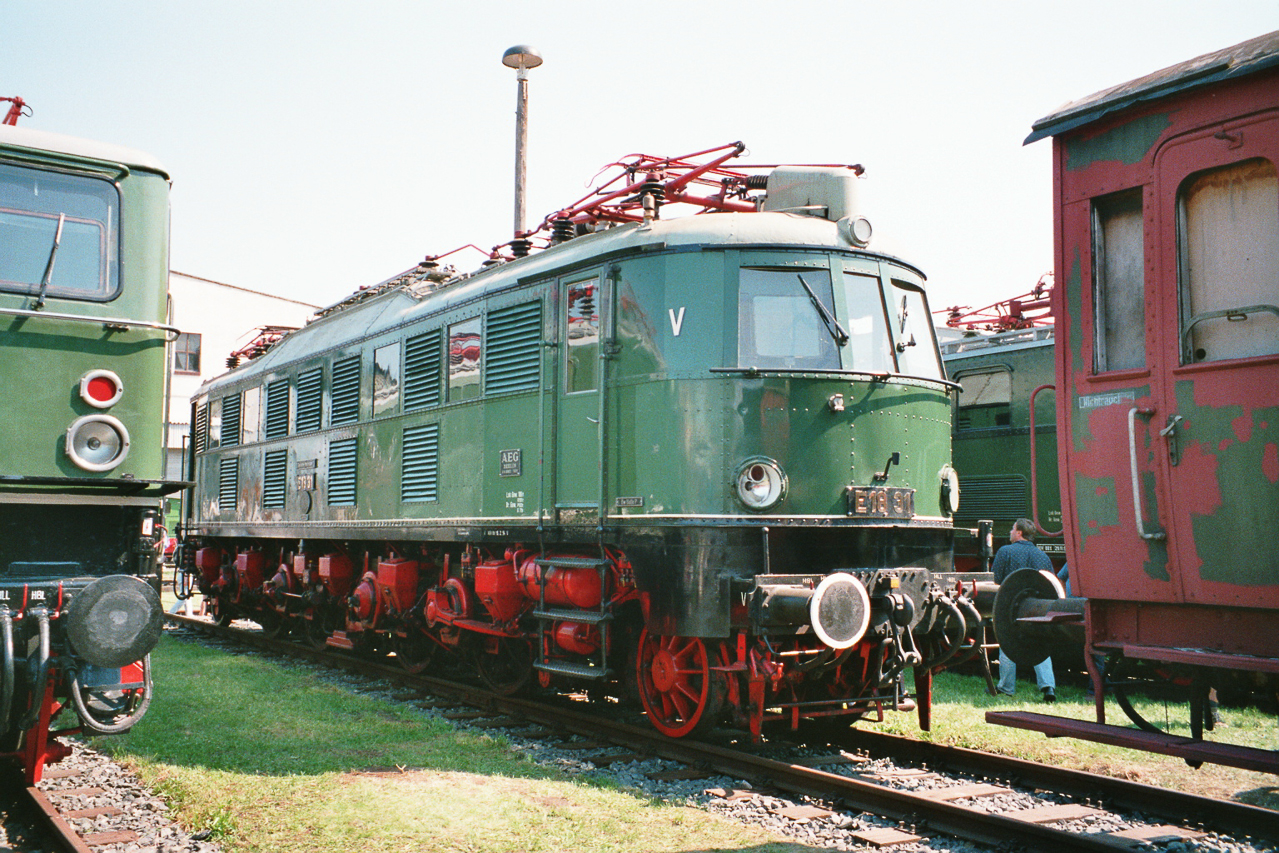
[[735, 458, 787, 511], [79, 369, 124, 408], [66, 414, 131, 472], [840, 215, 873, 248], [939, 464, 960, 516]]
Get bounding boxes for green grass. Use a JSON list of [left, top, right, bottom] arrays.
[[105, 635, 815, 853]]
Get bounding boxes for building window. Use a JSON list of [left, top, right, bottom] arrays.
[[1092, 189, 1145, 372], [1179, 158, 1279, 363], [174, 332, 202, 374]]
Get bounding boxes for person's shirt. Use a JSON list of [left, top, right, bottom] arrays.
[[992, 539, 1054, 583]]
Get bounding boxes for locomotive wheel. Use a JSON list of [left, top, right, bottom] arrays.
[[209, 594, 234, 628], [393, 633, 435, 674], [476, 638, 533, 695], [635, 630, 726, 738], [257, 608, 286, 639]]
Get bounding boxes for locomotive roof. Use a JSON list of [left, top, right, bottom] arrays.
[[0, 124, 169, 178], [1025, 30, 1279, 144], [196, 208, 923, 395]]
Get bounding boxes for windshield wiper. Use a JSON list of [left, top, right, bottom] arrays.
[[797, 274, 849, 347], [34, 213, 65, 310]]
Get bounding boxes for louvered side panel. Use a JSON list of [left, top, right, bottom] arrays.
[[262, 449, 288, 508], [404, 330, 442, 411], [195, 403, 208, 453], [485, 302, 541, 395], [296, 368, 323, 432], [331, 357, 361, 425], [220, 393, 242, 447], [264, 379, 290, 439], [328, 437, 358, 506], [954, 476, 1028, 520], [218, 457, 238, 513], [402, 423, 439, 502]]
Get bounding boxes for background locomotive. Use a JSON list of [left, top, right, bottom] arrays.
[[990, 31, 1279, 773], [178, 144, 988, 739], [0, 122, 175, 782], [938, 282, 1063, 571]]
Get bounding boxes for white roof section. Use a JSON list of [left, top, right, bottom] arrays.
[[0, 123, 169, 178]]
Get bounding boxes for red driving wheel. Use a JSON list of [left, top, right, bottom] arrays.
[[635, 628, 726, 737]]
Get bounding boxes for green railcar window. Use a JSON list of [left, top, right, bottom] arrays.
[[888, 280, 943, 379], [564, 280, 599, 393], [448, 318, 481, 402], [373, 343, 401, 417], [841, 272, 894, 373], [404, 330, 442, 410], [0, 162, 120, 301], [488, 301, 542, 395]]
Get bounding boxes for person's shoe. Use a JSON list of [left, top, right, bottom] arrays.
[[996, 689, 1015, 697], [1042, 687, 1056, 703]]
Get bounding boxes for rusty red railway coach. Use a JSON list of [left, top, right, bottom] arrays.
[[991, 32, 1279, 772]]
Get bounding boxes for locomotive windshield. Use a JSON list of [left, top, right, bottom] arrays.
[[0, 163, 120, 302], [737, 265, 944, 379]]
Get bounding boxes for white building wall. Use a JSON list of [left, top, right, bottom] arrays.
[[165, 272, 318, 487]]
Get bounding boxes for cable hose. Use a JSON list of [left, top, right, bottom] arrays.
[[70, 655, 153, 736]]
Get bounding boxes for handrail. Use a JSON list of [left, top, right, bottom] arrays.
[[0, 305, 180, 340], [1028, 384, 1062, 537], [1182, 304, 1279, 358], [1127, 407, 1165, 541]]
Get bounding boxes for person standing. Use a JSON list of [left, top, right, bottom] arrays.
[[993, 518, 1057, 702]]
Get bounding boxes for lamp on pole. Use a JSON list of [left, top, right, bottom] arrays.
[[502, 45, 542, 241]]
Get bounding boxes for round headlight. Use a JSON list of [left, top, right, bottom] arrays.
[[67, 414, 131, 472], [841, 215, 873, 248], [735, 458, 787, 511], [939, 464, 960, 515], [80, 369, 124, 408]]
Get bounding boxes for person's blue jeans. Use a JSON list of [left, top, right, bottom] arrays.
[[997, 649, 1055, 695]]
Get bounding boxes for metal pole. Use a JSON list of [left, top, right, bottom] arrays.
[[502, 45, 542, 240]]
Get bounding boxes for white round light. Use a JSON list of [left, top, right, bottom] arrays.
[[66, 414, 131, 472], [939, 464, 961, 515], [735, 458, 787, 511], [842, 215, 873, 247]]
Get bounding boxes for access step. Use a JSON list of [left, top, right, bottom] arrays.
[[533, 607, 611, 624], [534, 659, 612, 680]]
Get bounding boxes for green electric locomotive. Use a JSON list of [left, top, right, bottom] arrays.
[[182, 146, 985, 738], [0, 123, 176, 781]]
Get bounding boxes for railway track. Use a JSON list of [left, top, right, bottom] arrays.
[[168, 613, 1279, 851]]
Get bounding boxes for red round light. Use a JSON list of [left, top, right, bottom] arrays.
[[86, 375, 118, 404]]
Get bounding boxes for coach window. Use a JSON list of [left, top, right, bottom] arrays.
[[565, 277, 600, 393], [1178, 158, 1279, 363], [953, 368, 1011, 430], [373, 343, 401, 416], [174, 333, 201, 374], [448, 318, 481, 401], [1092, 189, 1145, 372]]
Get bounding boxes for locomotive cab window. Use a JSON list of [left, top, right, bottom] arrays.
[[1093, 189, 1146, 372], [841, 271, 894, 373], [1178, 157, 1279, 363], [0, 163, 120, 302], [738, 267, 839, 370], [888, 278, 943, 379], [953, 368, 1012, 430]]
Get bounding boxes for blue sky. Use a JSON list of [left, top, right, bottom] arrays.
[[5, 2, 1277, 315]]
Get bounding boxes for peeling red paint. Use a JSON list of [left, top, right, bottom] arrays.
[[1233, 413, 1254, 443], [1264, 442, 1279, 484]]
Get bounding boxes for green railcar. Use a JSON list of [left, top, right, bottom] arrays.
[[183, 153, 987, 738], [0, 124, 179, 781]]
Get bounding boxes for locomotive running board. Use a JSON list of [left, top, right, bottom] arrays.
[[987, 711, 1279, 775]]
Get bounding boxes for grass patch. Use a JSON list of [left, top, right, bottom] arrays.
[[858, 668, 1279, 809], [104, 635, 813, 853]]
